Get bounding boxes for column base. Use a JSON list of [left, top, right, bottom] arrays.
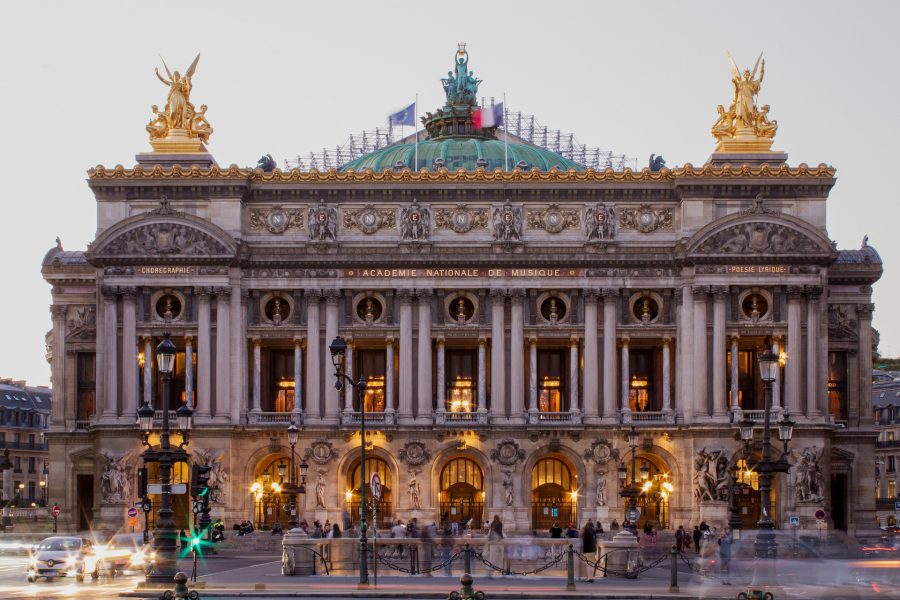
[[507, 412, 526, 424]]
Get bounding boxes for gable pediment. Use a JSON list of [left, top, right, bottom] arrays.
[[687, 213, 835, 261]]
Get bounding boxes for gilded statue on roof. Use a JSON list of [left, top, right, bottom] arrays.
[[441, 43, 481, 105], [146, 53, 213, 152], [711, 52, 777, 152]]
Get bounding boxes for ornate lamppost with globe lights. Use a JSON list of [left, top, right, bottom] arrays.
[[617, 426, 649, 535], [278, 422, 308, 530]]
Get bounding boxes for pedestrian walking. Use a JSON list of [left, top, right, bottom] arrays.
[[580, 520, 597, 582], [692, 525, 702, 553], [718, 531, 732, 585], [675, 525, 686, 551]]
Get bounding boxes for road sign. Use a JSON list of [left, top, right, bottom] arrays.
[[127, 507, 138, 518], [192, 501, 202, 514], [147, 483, 187, 495], [816, 519, 827, 530], [894, 501, 900, 511], [626, 508, 640, 522], [141, 499, 152, 513], [814, 509, 826, 520], [370, 472, 382, 499], [51, 505, 61, 518], [128, 517, 138, 527], [789, 516, 800, 527]]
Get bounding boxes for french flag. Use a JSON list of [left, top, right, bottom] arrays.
[[473, 102, 504, 128]]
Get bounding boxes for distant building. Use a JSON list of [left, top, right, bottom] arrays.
[[0, 379, 51, 507], [874, 371, 900, 525]]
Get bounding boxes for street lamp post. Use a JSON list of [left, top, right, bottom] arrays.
[[751, 342, 794, 560], [281, 423, 308, 530], [329, 335, 369, 587], [137, 333, 194, 583], [41, 460, 48, 506], [617, 426, 645, 535]]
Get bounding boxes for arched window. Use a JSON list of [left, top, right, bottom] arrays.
[[531, 457, 576, 530], [439, 457, 484, 529], [347, 457, 392, 528]]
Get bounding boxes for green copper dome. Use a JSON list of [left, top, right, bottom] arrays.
[[340, 138, 584, 173]]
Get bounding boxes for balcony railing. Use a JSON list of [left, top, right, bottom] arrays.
[[247, 412, 302, 425], [876, 440, 900, 449], [0, 441, 49, 451], [74, 420, 91, 431], [876, 498, 899, 510], [152, 410, 177, 424], [434, 411, 490, 426], [622, 410, 673, 425], [527, 411, 582, 425], [340, 411, 395, 426]]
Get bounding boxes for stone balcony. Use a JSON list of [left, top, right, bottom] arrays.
[[340, 411, 396, 426], [526, 410, 582, 425], [247, 411, 302, 426], [620, 410, 674, 425], [433, 410, 490, 426]]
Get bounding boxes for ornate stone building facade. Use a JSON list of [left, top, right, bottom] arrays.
[[43, 50, 882, 535]]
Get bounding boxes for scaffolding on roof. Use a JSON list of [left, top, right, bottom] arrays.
[[284, 105, 634, 172]]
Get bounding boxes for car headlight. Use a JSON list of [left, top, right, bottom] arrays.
[[67, 569, 77, 577], [131, 551, 145, 566], [83, 557, 96, 572]]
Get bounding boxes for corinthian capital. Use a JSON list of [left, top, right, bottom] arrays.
[[50, 305, 67, 319], [397, 289, 415, 303], [691, 285, 708, 300], [323, 289, 341, 304]]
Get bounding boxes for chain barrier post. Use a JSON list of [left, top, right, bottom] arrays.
[[410, 544, 417, 575], [566, 544, 576, 591], [669, 546, 679, 593], [463, 543, 471, 575]]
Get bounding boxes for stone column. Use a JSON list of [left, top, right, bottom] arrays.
[[509, 290, 526, 423], [692, 286, 709, 419], [677, 286, 694, 424], [662, 338, 672, 413], [620, 337, 630, 418], [344, 340, 354, 412], [230, 281, 245, 425], [252, 338, 262, 413], [785, 286, 803, 417], [602, 289, 618, 421], [528, 337, 538, 416], [215, 288, 231, 418], [712, 287, 728, 417], [730, 335, 740, 411], [102, 287, 118, 418], [184, 335, 194, 409], [398, 290, 414, 422], [196, 289, 211, 418], [490, 290, 506, 419], [806, 287, 822, 417], [569, 336, 580, 414], [477, 337, 487, 413], [306, 292, 321, 422], [49, 305, 67, 426], [120, 288, 137, 419], [772, 337, 782, 410], [857, 303, 875, 427], [417, 290, 433, 423], [323, 290, 341, 423], [436, 337, 446, 415], [143, 336, 154, 410], [583, 290, 599, 422], [293, 338, 303, 418], [385, 338, 395, 415]]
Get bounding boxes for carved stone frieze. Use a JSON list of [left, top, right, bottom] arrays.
[[618, 204, 673, 233], [398, 440, 431, 466], [342, 204, 396, 234], [304, 439, 340, 465], [67, 306, 96, 340], [247, 268, 337, 278], [492, 200, 523, 241], [526, 204, 579, 233], [249, 205, 304, 234], [490, 439, 526, 466], [434, 204, 488, 233], [98, 223, 228, 256], [695, 222, 819, 255], [583, 438, 619, 465], [827, 304, 858, 340], [399, 199, 431, 241], [308, 200, 338, 241], [586, 267, 675, 277], [585, 202, 617, 241]]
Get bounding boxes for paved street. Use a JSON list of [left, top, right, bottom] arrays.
[[1, 549, 899, 599]]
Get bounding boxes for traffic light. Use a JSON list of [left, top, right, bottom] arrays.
[[137, 467, 148, 498], [190, 464, 212, 499]]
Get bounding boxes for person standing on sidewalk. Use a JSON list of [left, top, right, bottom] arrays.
[[718, 531, 732, 585], [692, 525, 702, 553], [579, 520, 597, 582]]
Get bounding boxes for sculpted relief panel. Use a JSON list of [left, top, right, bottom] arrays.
[[98, 223, 229, 256], [695, 222, 819, 255]]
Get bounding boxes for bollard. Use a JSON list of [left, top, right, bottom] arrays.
[[167, 571, 200, 600], [566, 544, 576, 591], [463, 543, 472, 575], [669, 545, 679, 593]]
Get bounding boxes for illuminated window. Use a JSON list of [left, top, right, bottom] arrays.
[[446, 349, 476, 412], [736, 458, 759, 490], [537, 349, 567, 412], [358, 350, 387, 412], [828, 352, 848, 421], [268, 349, 296, 412], [889, 480, 896, 499], [628, 349, 657, 412]]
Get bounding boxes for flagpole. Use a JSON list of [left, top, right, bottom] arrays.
[[415, 93, 419, 171], [503, 92, 508, 170]]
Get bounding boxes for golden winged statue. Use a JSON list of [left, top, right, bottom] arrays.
[[711, 52, 777, 152], [147, 53, 213, 152]]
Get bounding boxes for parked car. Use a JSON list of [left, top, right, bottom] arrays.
[[27, 536, 98, 582]]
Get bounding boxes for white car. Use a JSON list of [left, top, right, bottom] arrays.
[[27, 536, 99, 582]]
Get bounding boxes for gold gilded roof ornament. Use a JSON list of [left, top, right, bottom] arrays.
[[711, 52, 778, 153], [146, 53, 213, 153]]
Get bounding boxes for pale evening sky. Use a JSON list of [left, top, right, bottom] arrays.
[[1, 0, 897, 387]]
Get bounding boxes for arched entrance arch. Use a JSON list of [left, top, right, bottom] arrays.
[[624, 454, 672, 530], [251, 453, 291, 529], [346, 456, 392, 528], [438, 457, 484, 530], [531, 456, 577, 530], [731, 452, 779, 529]]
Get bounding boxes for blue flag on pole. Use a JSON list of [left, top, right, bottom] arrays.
[[388, 102, 416, 127]]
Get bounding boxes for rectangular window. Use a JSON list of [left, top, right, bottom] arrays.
[[154, 347, 188, 410], [446, 349, 476, 412], [28, 481, 35, 502], [28, 457, 35, 473], [828, 352, 848, 422], [13, 457, 20, 472], [537, 349, 568, 412], [889, 432, 895, 442], [76, 352, 96, 421], [267, 349, 296, 413], [889, 456, 897, 474], [358, 349, 387, 412], [890, 480, 897, 499], [727, 349, 763, 410], [628, 349, 658, 412]]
